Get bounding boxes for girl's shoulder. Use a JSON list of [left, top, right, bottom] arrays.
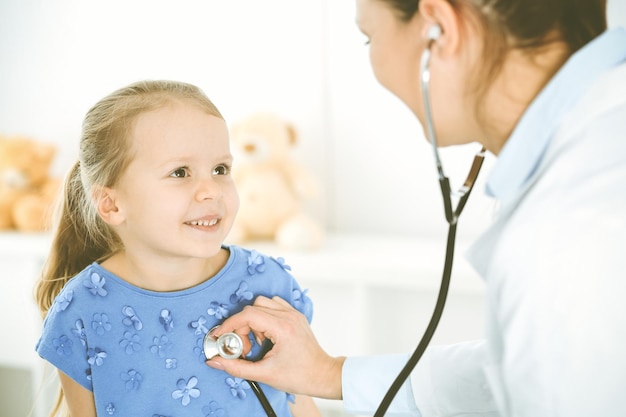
[[227, 244, 294, 275]]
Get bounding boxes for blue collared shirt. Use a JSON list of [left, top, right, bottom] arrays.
[[486, 28, 626, 203]]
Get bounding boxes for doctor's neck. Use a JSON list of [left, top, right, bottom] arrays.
[[477, 40, 571, 155]]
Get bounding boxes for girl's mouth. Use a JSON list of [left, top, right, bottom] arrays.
[[186, 218, 219, 227]]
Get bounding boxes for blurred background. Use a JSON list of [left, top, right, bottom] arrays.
[[1, 1, 625, 416], [2, 0, 625, 240]]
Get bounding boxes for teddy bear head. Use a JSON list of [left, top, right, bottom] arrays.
[[230, 111, 297, 166], [0, 135, 56, 192], [0, 135, 58, 231]]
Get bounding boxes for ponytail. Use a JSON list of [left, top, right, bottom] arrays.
[[35, 160, 112, 315], [34, 161, 116, 417]]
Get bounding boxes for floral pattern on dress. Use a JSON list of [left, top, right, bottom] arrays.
[[193, 337, 206, 362], [274, 256, 292, 271], [122, 305, 143, 330], [121, 369, 142, 391], [83, 272, 108, 296], [72, 319, 87, 348], [55, 290, 73, 312], [190, 315, 209, 335], [39, 248, 305, 415], [292, 288, 313, 319], [119, 331, 141, 354], [172, 376, 200, 406], [225, 377, 250, 400], [159, 309, 174, 332], [150, 335, 173, 358], [247, 250, 266, 275], [207, 301, 229, 320], [53, 335, 73, 356], [92, 313, 112, 335], [87, 347, 107, 366], [203, 401, 226, 416], [229, 281, 253, 304]]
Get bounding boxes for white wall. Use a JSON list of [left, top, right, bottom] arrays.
[[1, 0, 625, 243]]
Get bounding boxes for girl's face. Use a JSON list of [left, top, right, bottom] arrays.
[[111, 100, 239, 261]]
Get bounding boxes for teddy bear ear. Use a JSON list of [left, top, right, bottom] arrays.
[[34, 142, 57, 163], [287, 124, 298, 146]]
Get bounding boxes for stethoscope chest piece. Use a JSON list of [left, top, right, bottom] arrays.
[[203, 326, 244, 360]]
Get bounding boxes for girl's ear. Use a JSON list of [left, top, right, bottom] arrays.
[[418, 0, 462, 58], [93, 186, 124, 226]]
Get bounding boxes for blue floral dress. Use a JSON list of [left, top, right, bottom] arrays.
[[36, 245, 313, 417]]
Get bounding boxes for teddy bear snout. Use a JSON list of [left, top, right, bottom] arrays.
[[1, 168, 29, 189]]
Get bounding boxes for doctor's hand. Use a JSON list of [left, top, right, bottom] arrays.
[[206, 295, 345, 400]]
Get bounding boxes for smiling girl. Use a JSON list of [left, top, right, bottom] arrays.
[[34, 80, 319, 417]]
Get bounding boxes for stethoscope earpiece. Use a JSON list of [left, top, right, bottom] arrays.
[[427, 24, 442, 41]]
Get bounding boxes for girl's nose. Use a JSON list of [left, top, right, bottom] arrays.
[[195, 177, 222, 201]]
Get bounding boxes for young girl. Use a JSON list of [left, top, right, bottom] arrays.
[[34, 80, 319, 417]]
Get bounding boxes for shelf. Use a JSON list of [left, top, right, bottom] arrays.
[[247, 233, 485, 294]]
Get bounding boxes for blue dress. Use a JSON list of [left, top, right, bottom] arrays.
[[36, 245, 313, 417]]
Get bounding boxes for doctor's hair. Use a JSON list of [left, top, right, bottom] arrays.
[[384, 0, 606, 52], [384, 0, 607, 94], [34, 80, 223, 416]]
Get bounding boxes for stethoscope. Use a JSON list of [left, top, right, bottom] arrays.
[[204, 327, 278, 417], [203, 24, 486, 417], [372, 24, 486, 416]]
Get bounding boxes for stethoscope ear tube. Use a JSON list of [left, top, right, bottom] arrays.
[[373, 39, 485, 417], [374, 221, 457, 417]]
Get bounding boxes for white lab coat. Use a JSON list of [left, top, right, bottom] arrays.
[[421, 61, 626, 415], [342, 55, 626, 417]]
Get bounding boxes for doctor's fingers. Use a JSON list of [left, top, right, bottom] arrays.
[[207, 325, 342, 398], [254, 295, 295, 309], [206, 349, 296, 393], [215, 296, 304, 343]]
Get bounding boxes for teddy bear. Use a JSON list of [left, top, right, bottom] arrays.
[[227, 112, 324, 250], [0, 135, 60, 232]]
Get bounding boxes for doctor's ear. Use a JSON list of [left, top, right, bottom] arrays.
[[418, 0, 461, 55]]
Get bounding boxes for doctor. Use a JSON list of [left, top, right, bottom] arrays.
[[208, 0, 626, 415]]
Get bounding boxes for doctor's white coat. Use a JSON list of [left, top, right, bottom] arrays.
[[342, 46, 626, 417]]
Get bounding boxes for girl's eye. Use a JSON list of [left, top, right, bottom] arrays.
[[213, 164, 231, 176], [170, 167, 189, 178]]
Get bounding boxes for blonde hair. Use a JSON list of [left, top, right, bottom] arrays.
[[34, 79, 223, 416]]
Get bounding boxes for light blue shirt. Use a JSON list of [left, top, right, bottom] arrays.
[[37, 246, 313, 417], [486, 28, 626, 205]]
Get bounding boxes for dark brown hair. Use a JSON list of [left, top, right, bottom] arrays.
[[380, 0, 606, 53], [380, 0, 607, 122]]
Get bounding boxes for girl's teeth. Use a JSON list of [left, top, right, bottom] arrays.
[[190, 219, 218, 226]]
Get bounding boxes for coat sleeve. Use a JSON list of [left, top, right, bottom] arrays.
[[342, 340, 500, 417]]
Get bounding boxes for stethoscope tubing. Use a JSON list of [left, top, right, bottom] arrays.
[[249, 379, 278, 417], [373, 37, 485, 417]]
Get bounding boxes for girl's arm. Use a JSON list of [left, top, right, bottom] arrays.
[[289, 394, 323, 417], [58, 370, 97, 417]]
